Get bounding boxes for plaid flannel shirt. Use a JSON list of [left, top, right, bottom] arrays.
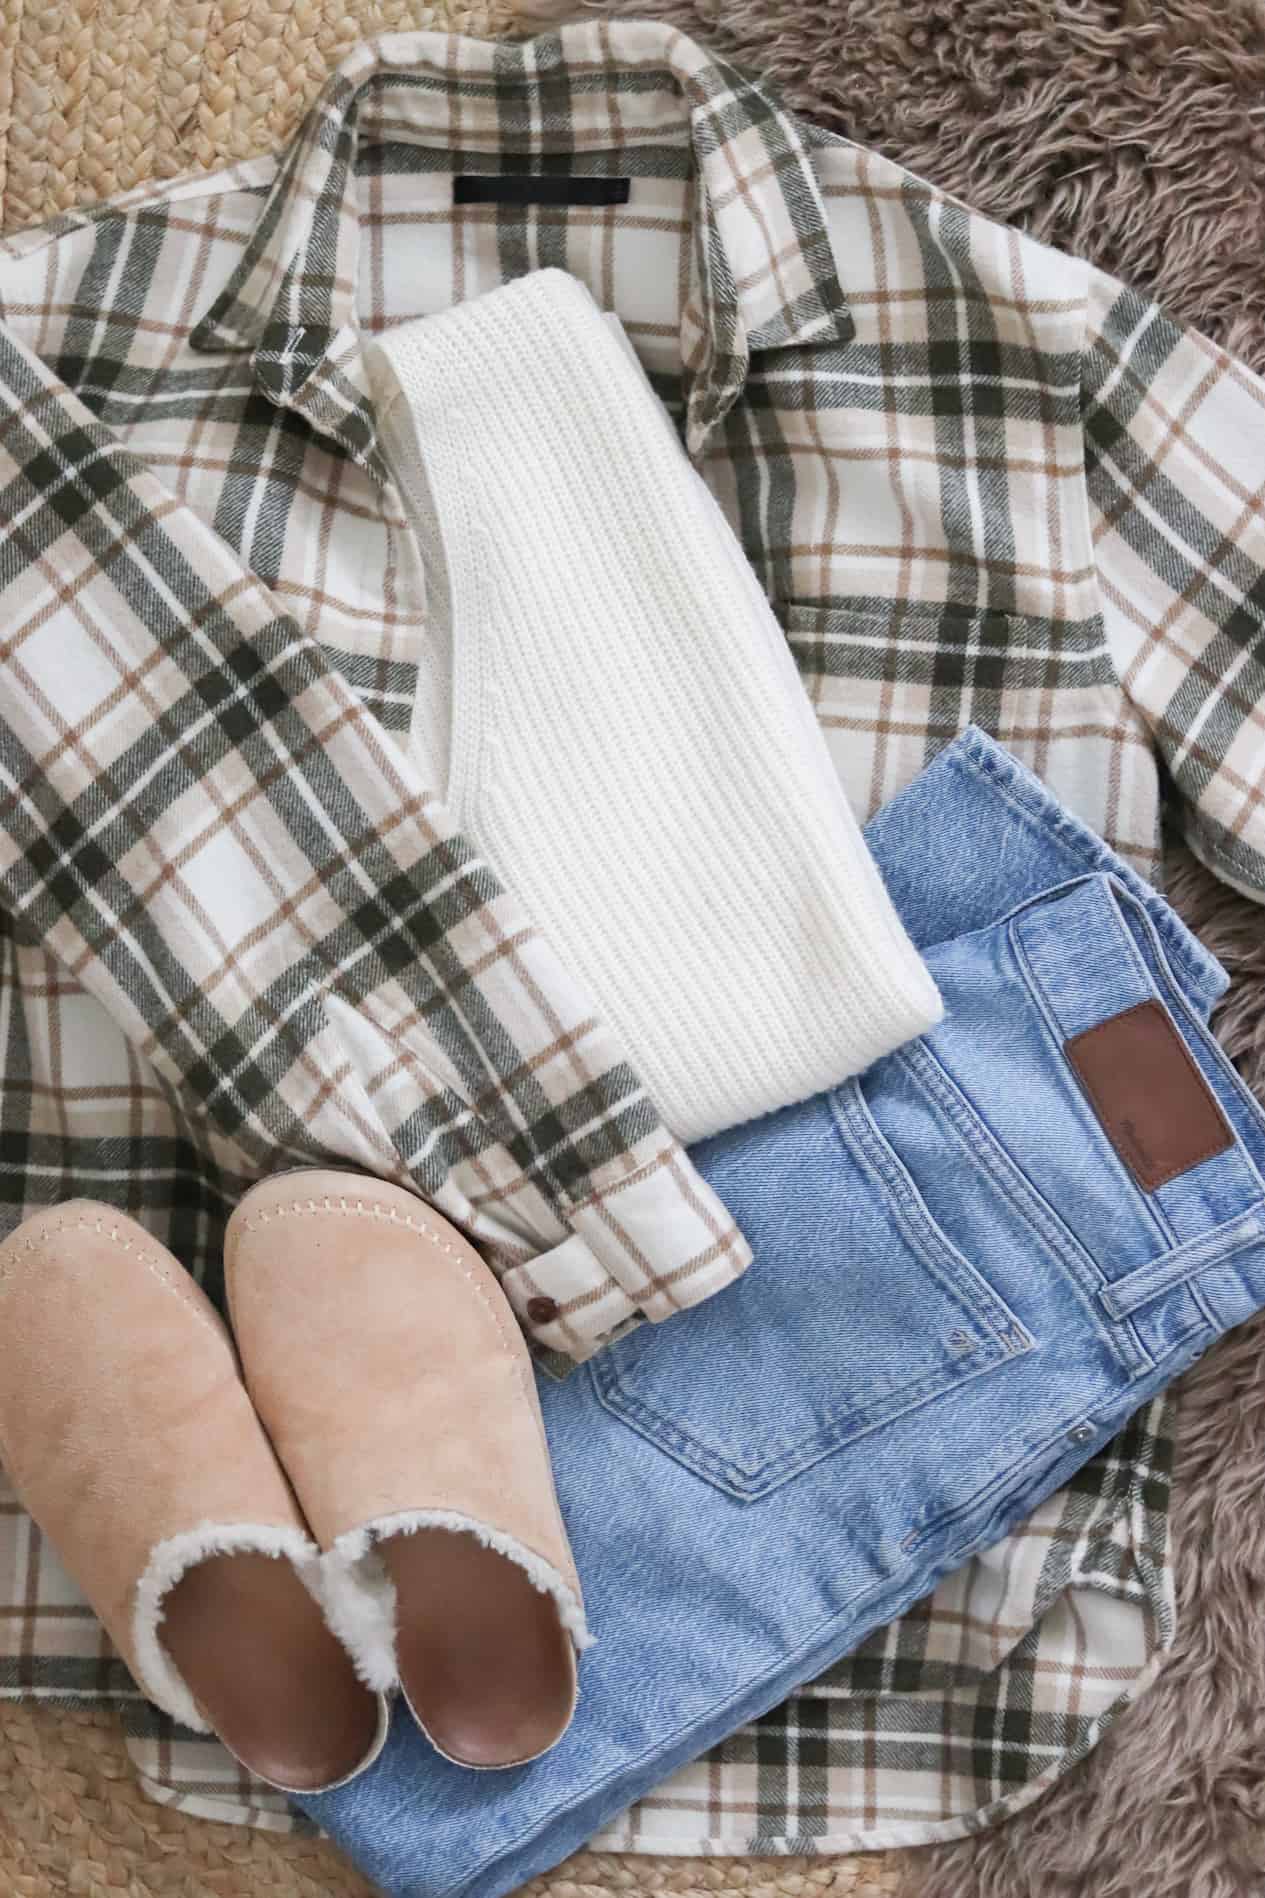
[[1, 18, 1263, 1857]]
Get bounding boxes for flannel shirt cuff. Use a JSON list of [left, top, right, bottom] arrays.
[[498, 1150, 752, 1363]]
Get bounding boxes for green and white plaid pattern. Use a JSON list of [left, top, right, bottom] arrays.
[[0, 218, 749, 1365], [0, 17, 1261, 1855]]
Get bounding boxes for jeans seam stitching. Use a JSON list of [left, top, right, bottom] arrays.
[[590, 1339, 1014, 1497], [898, 1038, 1103, 1280], [895, 1035, 1149, 1374], [1009, 894, 1178, 1265], [1104, 881, 1265, 1201], [830, 1079, 1031, 1350], [953, 739, 1217, 1001], [1099, 1213, 1265, 1319]]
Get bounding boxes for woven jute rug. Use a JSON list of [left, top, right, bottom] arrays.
[[0, 1702, 902, 1897], [3, 1, 1264, 1896]]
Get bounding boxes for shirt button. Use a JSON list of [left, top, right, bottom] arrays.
[[1069, 1423, 1094, 1446], [527, 1296, 559, 1326]]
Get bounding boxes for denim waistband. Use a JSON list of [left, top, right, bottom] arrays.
[[954, 729, 1227, 1009], [1011, 870, 1265, 1339], [867, 727, 1228, 1017]]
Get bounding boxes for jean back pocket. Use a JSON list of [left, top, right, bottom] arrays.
[[590, 1083, 1033, 1502]]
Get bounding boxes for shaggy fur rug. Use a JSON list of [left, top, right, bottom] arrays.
[[0, 2, 1260, 1894], [559, 2, 1265, 1893]]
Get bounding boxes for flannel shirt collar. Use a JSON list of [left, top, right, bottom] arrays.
[[188, 21, 855, 462]]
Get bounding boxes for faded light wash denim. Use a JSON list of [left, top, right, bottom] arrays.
[[303, 729, 1265, 1898]]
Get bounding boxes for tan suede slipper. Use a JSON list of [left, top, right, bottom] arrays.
[[225, 1169, 589, 1770], [0, 1202, 387, 1792]]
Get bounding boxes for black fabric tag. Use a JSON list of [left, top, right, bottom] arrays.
[[454, 175, 632, 208]]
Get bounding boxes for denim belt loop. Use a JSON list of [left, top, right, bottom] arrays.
[[1009, 873, 1159, 1041]]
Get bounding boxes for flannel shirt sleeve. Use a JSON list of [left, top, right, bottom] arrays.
[[0, 319, 749, 1363], [1082, 267, 1265, 900]]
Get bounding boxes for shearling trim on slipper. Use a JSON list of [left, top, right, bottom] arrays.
[[326, 1507, 594, 1692], [315, 1538, 399, 1694], [132, 1522, 324, 1732]]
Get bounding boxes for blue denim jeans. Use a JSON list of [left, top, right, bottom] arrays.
[[303, 729, 1265, 1897]]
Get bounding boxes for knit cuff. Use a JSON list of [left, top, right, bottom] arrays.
[[496, 1143, 752, 1364]]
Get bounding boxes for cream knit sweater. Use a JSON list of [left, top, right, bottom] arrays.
[[366, 270, 941, 1144]]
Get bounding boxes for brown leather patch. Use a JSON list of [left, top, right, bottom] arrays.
[[1064, 999, 1233, 1192]]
